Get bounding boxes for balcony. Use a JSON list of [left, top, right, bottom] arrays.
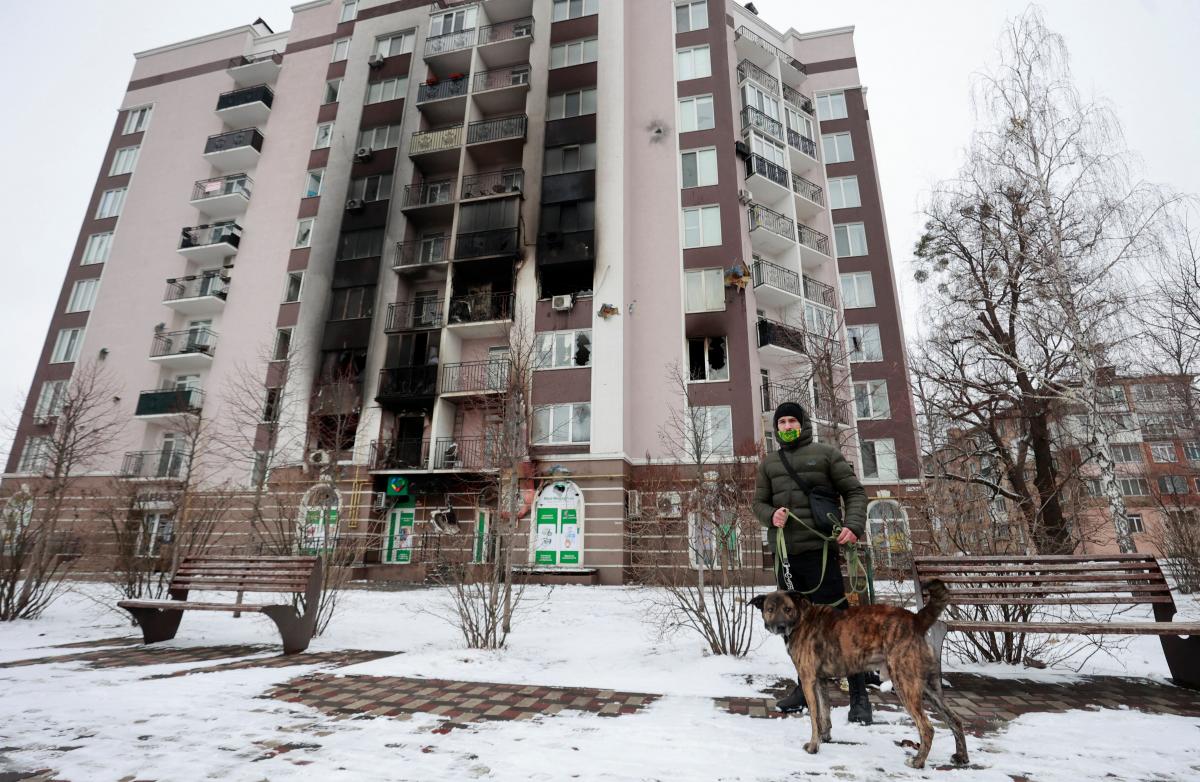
[[787, 128, 819, 171], [417, 76, 469, 124], [734, 26, 806, 81], [163, 273, 228, 316], [409, 125, 463, 168], [150, 328, 217, 370], [736, 59, 779, 95], [791, 172, 824, 218], [189, 174, 252, 219], [377, 366, 439, 408], [751, 258, 803, 308], [748, 203, 795, 254], [417, 77, 469, 104], [783, 84, 814, 116], [466, 114, 527, 156], [371, 438, 430, 471], [178, 223, 241, 263], [203, 128, 263, 172], [401, 179, 456, 222], [538, 229, 595, 266], [455, 227, 520, 260], [215, 84, 273, 128], [745, 154, 790, 202], [134, 387, 203, 418], [446, 291, 514, 337], [472, 65, 531, 114], [797, 223, 832, 263], [226, 51, 282, 88], [803, 275, 836, 308], [385, 300, 444, 332], [757, 318, 807, 358], [476, 17, 533, 66], [122, 450, 188, 480], [431, 437, 499, 471], [394, 237, 449, 271], [461, 168, 524, 200], [441, 359, 511, 396], [741, 106, 784, 142], [424, 28, 475, 72]]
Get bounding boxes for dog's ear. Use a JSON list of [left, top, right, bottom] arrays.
[[748, 594, 767, 610], [785, 592, 812, 611]]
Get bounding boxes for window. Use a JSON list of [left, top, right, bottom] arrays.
[[533, 402, 591, 444], [804, 301, 834, 336], [681, 148, 718, 188], [1104, 413, 1135, 431], [678, 95, 715, 132], [33, 380, 68, 421], [551, 38, 599, 69], [1118, 477, 1150, 496], [840, 272, 875, 308], [1150, 442, 1177, 463], [366, 76, 408, 104], [66, 279, 99, 313], [1184, 441, 1200, 461], [314, 122, 334, 149], [348, 173, 394, 202], [329, 286, 376, 320], [743, 83, 780, 122], [846, 324, 882, 362], [324, 79, 342, 104], [750, 131, 786, 166], [1127, 514, 1145, 534], [547, 88, 597, 120], [82, 233, 112, 265], [786, 106, 815, 140], [1110, 443, 1143, 463], [676, 45, 711, 80], [273, 329, 293, 361], [1100, 385, 1127, 405], [834, 223, 868, 257], [109, 146, 139, 176], [339, 0, 358, 23], [682, 205, 721, 248], [336, 229, 385, 261], [358, 124, 403, 152], [821, 132, 854, 163], [304, 169, 324, 198], [1133, 383, 1172, 402], [95, 188, 126, 219], [860, 439, 898, 481], [544, 143, 597, 175], [262, 388, 282, 423], [675, 1, 709, 32], [552, 0, 598, 22], [687, 405, 733, 456], [294, 219, 314, 248], [331, 38, 350, 62], [535, 330, 592, 369], [18, 437, 52, 474], [50, 328, 84, 363], [854, 380, 890, 420], [827, 176, 861, 209], [429, 6, 475, 36], [123, 105, 152, 134], [688, 336, 728, 382], [689, 508, 740, 569], [685, 268, 724, 313], [284, 272, 304, 303], [1140, 412, 1176, 437], [1158, 475, 1189, 495], [375, 31, 414, 57], [816, 91, 847, 120]]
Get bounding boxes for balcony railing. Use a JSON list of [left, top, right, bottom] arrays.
[[425, 28, 475, 57], [735, 26, 807, 74], [442, 359, 511, 394], [122, 450, 188, 480], [467, 114, 527, 144], [216, 84, 274, 111], [783, 84, 814, 115], [203, 128, 263, 156], [792, 173, 824, 205], [135, 388, 204, 417], [787, 128, 818, 158], [151, 328, 217, 359], [403, 179, 455, 207], [455, 227, 520, 259], [749, 203, 795, 241], [757, 318, 807, 354], [447, 292, 514, 325], [741, 106, 784, 140], [417, 77, 469, 103], [386, 300, 444, 331], [478, 16, 533, 46], [761, 382, 806, 412], [751, 259, 802, 298], [371, 438, 429, 471], [473, 64, 531, 92], [803, 275, 836, 307], [191, 174, 252, 202], [409, 125, 463, 155], [797, 223, 831, 256], [164, 274, 228, 302], [746, 154, 789, 189], [179, 223, 241, 251], [394, 237, 449, 267], [736, 59, 779, 94], [461, 168, 524, 199], [432, 437, 499, 470], [378, 366, 439, 399], [227, 51, 282, 69]]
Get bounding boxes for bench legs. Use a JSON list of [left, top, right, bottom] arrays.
[[260, 605, 317, 655], [1159, 634, 1200, 690], [124, 606, 184, 646]]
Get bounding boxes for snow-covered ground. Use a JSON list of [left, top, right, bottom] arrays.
[[1, 583, 1198, 781]]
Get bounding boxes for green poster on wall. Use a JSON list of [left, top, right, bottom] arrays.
[[385, 505, 415, 564], [559, 508, 579, 564], [534, 507, 558, 565]]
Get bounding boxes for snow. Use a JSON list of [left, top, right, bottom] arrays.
[[1, 583, 1198, 781]]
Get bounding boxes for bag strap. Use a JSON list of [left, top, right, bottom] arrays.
[[778, 449, 815, 495]]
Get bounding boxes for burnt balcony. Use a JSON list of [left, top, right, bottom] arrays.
[[122, 450, 188, 480], [394, 237, 449, 271], [472, 65, 531, 114], [803, 275, 836, 308], [455, 227, 520, 260], [385, 300, 444, 331], [792, 172, 824, 218], [748, 203, 795, 254], [461, 168, 524, 200], [741, 106, 784, 142], [538, 229, 595, 266], [446, 291, 513, 337], [758, 317, 807, 358], [431, 436, 499, 470], [377, 366, 439, 407], [163, 273, 228, 316], [203, 128, 263, 172], [477, 17, 533, 66], [736, 59, 779, 94], [150, 328, 217, 370], [734, 26, 807, 80], [441, 359, 511, 396], [751, 258, 803, 308], [797, 223, 832, 261], [783, 84, 814, 115], [424, 28, 475, 72], [226, 51, 282, 87], [745, 154, 790, 201], [178, 222, 241, 263], [466, 114, 528, 153], [189, 173, 252, 219], [371, 438, 430, 471], [134, 387, 204, 418], [417, 76, 469, 124], [215, 84, 273, 127]]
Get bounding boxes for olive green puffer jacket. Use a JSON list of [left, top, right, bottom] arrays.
[[753, 410, 867, 554]]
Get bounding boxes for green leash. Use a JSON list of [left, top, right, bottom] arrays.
[[773, 510, 869, 607]]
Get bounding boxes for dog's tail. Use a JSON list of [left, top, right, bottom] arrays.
[[915, 579, 950, 634]]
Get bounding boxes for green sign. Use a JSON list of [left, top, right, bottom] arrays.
[[560, 509, 579, 565], [473, 511, 489, 564], [301, 507, 338, 553], [384, 504, 415, 564], [534, 507, 558, 565], [386, 476, 409, 497], [532, 482, 584, 567]]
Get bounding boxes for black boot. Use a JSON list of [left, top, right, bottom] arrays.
[[775, 683, 808, 713], [847, 673, 873, 725]]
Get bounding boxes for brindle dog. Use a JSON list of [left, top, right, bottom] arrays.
[[749, 580, 968, 769]]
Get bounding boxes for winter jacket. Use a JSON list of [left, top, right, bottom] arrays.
[[753, 409, 868, 554]]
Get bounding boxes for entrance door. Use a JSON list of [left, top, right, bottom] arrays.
[[531, 481, 584, 566]]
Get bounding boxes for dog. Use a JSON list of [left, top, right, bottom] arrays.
[[749, 580, 968, 769]]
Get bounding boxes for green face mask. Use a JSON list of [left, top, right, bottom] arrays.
[[777, 427, 800, 443]]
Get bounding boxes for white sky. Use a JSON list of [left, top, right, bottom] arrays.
[[1, 0, 1197, 465]]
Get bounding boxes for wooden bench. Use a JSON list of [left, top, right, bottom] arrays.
[[118, 555, 323, 655], [912, 554, 1200, 690]]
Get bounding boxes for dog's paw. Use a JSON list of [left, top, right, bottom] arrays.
[[904, 757, 925, 770], [950, 752, 969, 766], [820, 731, 831, 742], [803, 741, 820, 755]]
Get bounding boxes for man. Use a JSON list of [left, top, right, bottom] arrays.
[[753, 401, 872, 724]]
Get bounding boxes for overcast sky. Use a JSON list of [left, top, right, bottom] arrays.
[[1, 0, 1198, 465]]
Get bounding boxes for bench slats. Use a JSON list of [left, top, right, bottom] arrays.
[[177, 566, 313, 575], [931, 574, 1167, 585], [945, 584, 1172, 597], [919, 562, 1162, 574], [117, 600, 269, 612], [946, 596, 1174, 606], [170, 581, 310, 592], [917, 554, 1157, 564], [182, 556, 317, 563], [945, 621, 1200, 636]]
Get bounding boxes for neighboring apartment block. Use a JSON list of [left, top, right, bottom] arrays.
[[4, 0, 921, 584]]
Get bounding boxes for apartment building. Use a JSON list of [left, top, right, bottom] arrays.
[[4, 0, 920, 584]]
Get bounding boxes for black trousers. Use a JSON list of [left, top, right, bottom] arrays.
[[776, 547, 846, 609]]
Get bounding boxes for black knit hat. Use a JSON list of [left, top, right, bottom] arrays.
[[773, 401, 806, 430]]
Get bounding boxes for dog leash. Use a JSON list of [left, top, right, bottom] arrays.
[[774, 510, 869, 606]]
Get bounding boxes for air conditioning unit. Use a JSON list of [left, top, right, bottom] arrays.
[[374, 492, 389, 510], [737, 189, 753, 205], [626, 490, 642, 520], [346, 198, 365, 213], [551, 294, 573, 311], [367, 54, 386, 69], [354, 147, 374, 162], [657, 491, 683, 519], [307, 449, 331, 467], [734, 140, 751, 159]]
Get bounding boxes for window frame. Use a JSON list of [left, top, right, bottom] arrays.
[[339, 0, 358, 23], [544, 142, 597, 175], [1127, 514, 1145, 534], [365, 76, 408, 105], [375, 31, 415, 58], [547, 87, 598, 120], [816, 91, 848, 121], [95, 188, 127, 219], [283, 271, 304, 303], [674, 1, 709, 33], [550, 37, 599, 69], [331, 37, 350, 62], [846, 324, 882, 363], [534, 329, 592, 370], [854, 379, 891, 420], [1158, 475, 1189, 495], [82, 232, 112, 265], [681, 205, 722, 249], [834, 222, 868, 257], [684, 268, 725, 313], [840, 271, 875, 309], [314, 122, 335, 150], [860, 438, 898, 481], [821, 132, 854, 163], [303, 168, 325, 198], [551, 0, 599, 22], [123, 105, 152, 135], [323, 79, 342, 105], [66, 278, 100, 313], [678, 94, 715, 132], [687, 336, 729, 383], [34, 380, 68, 421], [348, 173, 394, 203], [18, 436, 52, 474], [328, 285, 376, 321], [687, 405, 734, 457], [357, 124, 403, 151], [827, 176, 861, 209], [294, 219, 314, 249], [1149, 442, 1178, 463], [109, 146, 140, 176], [1183, 441, 1200, 461], [680, 147, 718, 189], [533, 402, 592, 445], [50, 327, 84, 364], [675, 44, 712, 81]]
